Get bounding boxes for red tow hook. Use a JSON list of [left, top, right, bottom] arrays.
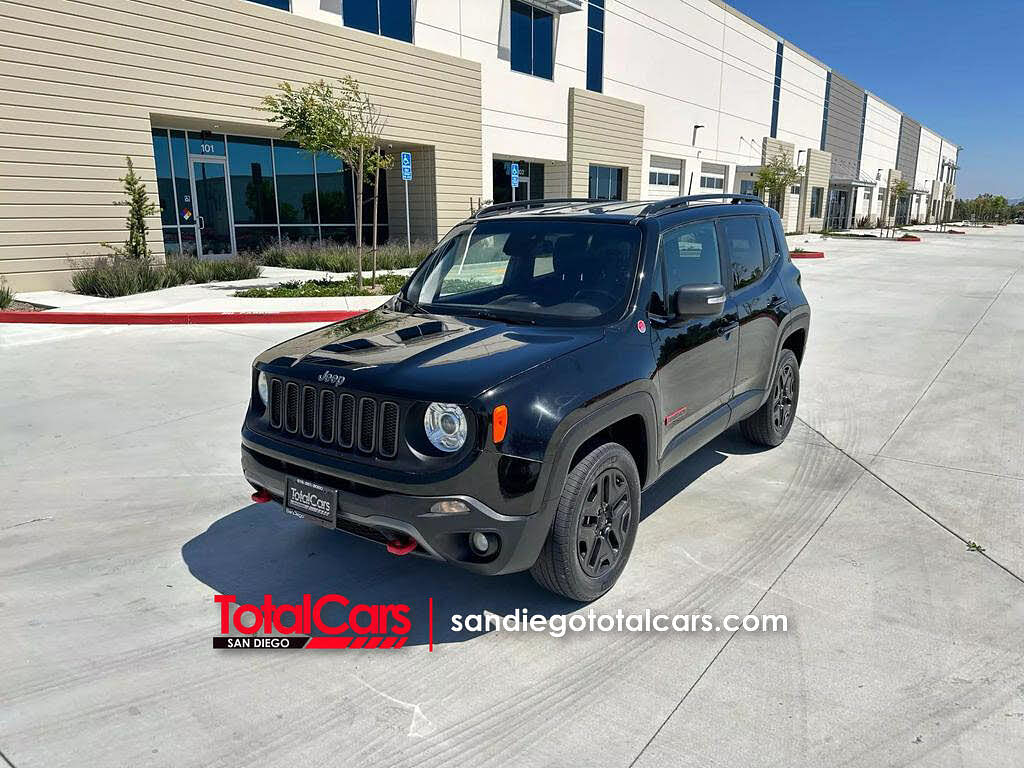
[[386, 536, 418, 556], [251, 488, 273, 503]]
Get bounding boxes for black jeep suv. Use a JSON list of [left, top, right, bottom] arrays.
[[241, 194, 809, 601]]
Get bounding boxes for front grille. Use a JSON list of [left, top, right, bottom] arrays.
[[265, 375, 400, 460]]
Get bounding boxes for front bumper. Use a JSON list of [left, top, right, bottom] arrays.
[[241, 442, 552, 575]]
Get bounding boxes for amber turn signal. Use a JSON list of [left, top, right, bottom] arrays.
[[492, 405, 509, 444]]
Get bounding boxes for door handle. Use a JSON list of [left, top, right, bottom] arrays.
[[717, 322, 739, 338], [198, 215, 206, 230]]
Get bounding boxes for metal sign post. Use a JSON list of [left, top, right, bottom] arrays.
[[400, 152, 413, 256], [510, 162, 520, 202]]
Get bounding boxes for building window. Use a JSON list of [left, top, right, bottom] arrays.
[[700, 175, 724, 190], [740, 179, 756, 195], [152, 128, 388, 256], [343, 0, 413, 43], [790, 185, 801, 195], [589, 165, 623, 200], [810, 187, 823, 218], [493, 160, 545, 203], [649, 171, 679, 187], [511, 1, 554, 80], [228, 136, 276, 226], [587, 0, 604, 92], [246, 0, 290, 10]]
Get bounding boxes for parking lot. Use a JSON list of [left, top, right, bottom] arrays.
[[2, 227, 1022, 767]]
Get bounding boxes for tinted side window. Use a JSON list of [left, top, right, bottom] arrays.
[[759, 215, 778, 265], [661, 220, 722, 293], [722, 216, 764, 289]]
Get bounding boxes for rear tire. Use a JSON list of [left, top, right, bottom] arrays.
[[530, 442, 640, 602], [740, 348, 799, 447]]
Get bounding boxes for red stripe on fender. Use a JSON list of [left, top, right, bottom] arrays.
[[350, 636, 368, 649], [380, 636, 397, 649], [365, 637, 383, 649], [0, 310, 363, 325], [306, 636, 352, 649], [394, 637, 408, 649]]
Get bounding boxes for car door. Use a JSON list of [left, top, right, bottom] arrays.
[[721, 214, 788, 397], [649, 218, 739, 464]]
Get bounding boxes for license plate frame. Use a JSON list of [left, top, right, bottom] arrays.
[[284, 476, 337, 526]]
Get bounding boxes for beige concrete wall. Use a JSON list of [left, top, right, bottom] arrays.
[[760, 137, 796, 226], [0, 0, 482, 290], [566, 89, 644, 200], [798, 149, 831, 232]]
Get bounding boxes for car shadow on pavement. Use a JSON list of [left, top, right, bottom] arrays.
[[182, 428, 751, 647]]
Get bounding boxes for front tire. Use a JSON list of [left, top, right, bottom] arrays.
[[740, 348, 800, 447], [530, 442, 640, 602]]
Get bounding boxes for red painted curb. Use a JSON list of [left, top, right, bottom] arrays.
[[898, 235, 921, 242], [0, 309, 363, 325], [791, 251, 825, 259]]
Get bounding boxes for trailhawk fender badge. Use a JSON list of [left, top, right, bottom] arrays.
[[637, 320, 647, 334], [318, 371, 346, 386]]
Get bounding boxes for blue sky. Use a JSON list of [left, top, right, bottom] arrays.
[[726, 0, 1023, 199]]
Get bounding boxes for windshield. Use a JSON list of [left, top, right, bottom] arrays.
[[404, 219, 642, 326]]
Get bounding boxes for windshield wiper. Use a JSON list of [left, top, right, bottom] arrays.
[[459, 308, 537, 326], [398, 293, 438, 318]]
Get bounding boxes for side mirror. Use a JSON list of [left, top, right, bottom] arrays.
[[674, 283, 726, 317]]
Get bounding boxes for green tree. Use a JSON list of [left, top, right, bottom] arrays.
[[102, 157, 158, 262], [261, 77, 389, 289], [754, 153, 802, 216], [888, 178, 910, 230]]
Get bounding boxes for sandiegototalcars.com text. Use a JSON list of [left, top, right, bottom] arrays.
[[451, 608, 788, 638]]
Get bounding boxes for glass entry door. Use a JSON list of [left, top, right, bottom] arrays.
[[190, 158, 234, 257]]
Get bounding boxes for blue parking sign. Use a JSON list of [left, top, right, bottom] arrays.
[[510, 162, 520, 188], [400, 151, 412, 181]]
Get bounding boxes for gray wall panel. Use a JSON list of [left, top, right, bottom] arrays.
[[822, 73, 865, 181], [897, 116, 921, 189]]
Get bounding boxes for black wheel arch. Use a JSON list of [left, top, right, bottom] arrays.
[[535, 389, 659, 514]]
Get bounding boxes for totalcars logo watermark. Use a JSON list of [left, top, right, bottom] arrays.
[[212, 594, 417, 650], [317, 371, 346, 386]]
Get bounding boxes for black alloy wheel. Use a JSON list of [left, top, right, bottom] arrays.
[[576, 467, 632, 578], [771, 360, 796, 432]]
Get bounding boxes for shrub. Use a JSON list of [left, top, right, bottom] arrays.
[[236, 272, 408, 299], [72, 256, 262, 298], [253, 240, 432, 273], [102, 157, 159, 262], [0, 277, 13, 310]]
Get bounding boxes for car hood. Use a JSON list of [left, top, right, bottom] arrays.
[[256, 308, 604, 401]]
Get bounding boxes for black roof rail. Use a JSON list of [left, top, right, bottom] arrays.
[[640, 193, 765, 217], [473, 198, 604, 219]]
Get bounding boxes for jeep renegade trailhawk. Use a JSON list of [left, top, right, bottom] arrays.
[[241, 194, 809, 601]]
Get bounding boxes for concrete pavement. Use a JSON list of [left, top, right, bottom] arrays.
[[1, 227, 1022, 767]]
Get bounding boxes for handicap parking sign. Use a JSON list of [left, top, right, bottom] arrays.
[[510, 162, 519, 188], [400, 152, 412, 181]]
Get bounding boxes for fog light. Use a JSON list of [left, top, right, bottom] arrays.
[[429, 499, 470, 516], [469, 531, 493, 556]]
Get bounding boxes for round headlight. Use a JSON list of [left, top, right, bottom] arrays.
[[424, 402, 467, 453], [257, 371, 269, 406]]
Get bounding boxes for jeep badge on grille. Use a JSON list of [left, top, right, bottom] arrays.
[[318, 372, 346, 387]]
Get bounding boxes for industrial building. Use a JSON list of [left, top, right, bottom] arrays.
[[0, 0, 961, 290]]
